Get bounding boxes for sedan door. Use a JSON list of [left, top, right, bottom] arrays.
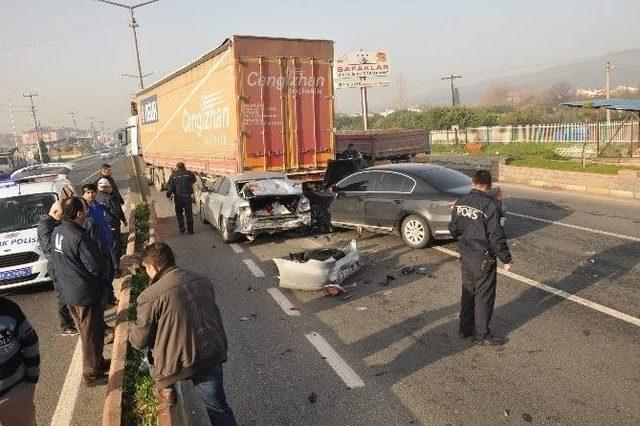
[[210, 177, 231, 226], [329, 172, 375, 227], [364, 171, 415, 230]]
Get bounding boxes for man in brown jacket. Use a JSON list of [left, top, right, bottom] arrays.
[[129, 242, 236, 426]]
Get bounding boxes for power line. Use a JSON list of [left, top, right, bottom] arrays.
[[0, 21, 125, 52]]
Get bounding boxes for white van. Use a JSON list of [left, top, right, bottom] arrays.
[[0, 167, 75, 290]]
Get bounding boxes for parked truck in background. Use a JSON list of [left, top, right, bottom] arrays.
[[126, 35, 335, 190]]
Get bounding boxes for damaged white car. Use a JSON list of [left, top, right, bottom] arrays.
[[199, 172, 311, 242]]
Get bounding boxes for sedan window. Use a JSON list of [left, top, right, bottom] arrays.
[[415, 168, 471, 191], [373, 172, 414, 193], [335, 173, 373, 192]]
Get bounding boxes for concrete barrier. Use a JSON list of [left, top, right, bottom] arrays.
[[498, 164, 640, 199]]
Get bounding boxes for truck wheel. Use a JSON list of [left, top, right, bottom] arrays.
[[220, 216, 236, 243], [199, 203, 209, 224], [401, 215, 433, 249], [153, 172, 164, 192]]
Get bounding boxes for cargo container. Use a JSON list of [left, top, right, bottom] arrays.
[[335, 129, 430, 163], [130, 35, 335, 190]]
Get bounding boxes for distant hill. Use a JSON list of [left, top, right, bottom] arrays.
[[406, 48, 640, 107]]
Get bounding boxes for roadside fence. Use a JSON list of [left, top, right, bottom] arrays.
[[430, 121, 639, 144]]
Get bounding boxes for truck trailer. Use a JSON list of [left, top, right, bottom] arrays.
[[128, 35, 335, 190]]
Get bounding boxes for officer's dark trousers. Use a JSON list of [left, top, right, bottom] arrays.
[[459, 249, 497, 339], [48, 262, 74, 330], [174, 195, 193, 233]]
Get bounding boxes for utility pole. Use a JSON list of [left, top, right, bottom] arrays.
[[441, 74, 462, 106], [99, 120, 105, 148], [605, 61, 614, 124], [23, 92, 44, 163], [68, 112, 79, 148], [89, 116, 97, 149], [7, 102, 19, 150], [95, 0, 160, 90]]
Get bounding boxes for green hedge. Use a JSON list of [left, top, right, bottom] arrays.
[[122, 203, 157, 426]]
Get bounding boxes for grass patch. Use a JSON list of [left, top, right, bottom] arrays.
[[432, 142, 639, 174], [506, 158, 634, 174], [122, 203, 157, 426]]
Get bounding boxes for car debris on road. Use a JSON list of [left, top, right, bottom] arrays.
[[273, 240, 362, 291]]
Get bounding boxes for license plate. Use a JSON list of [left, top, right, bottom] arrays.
[[0, 267, 33, 281]]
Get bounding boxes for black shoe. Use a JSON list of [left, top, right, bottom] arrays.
[[83, 375, 108, 388], [61, 327, 79, 336], [458, 330, 473, 339], [179, 229, 185, 234], [187, 230, 194, 234], [473, 335, 504, 346]]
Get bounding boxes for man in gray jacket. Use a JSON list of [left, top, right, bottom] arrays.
[[129, 242, 235, 426]]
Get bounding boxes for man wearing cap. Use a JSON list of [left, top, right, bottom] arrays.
[[97, 178, 127, 267], [166, 162, 197, 234], [94, 164, 124, 205]]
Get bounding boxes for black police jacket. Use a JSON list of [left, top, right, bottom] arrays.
[[448, 189, 512, 264], [166, 169, 196, 197], [51, 220, 105, 306]]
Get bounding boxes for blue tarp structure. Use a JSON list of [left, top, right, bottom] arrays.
[[563, 98, 640, 113]]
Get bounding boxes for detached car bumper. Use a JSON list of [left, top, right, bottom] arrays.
[[237, 213, 311, 235], [0, 259, 51, 290]]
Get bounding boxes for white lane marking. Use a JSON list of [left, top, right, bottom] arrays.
[[433, 246, 640, 327], [305, 332, 365, 389], [267, 287, 301, 316], [243, 259, 265, 277], [507, 211, 640, 242], [80, 155, 125, 183], [51, 339, 83, 425], [229, 244, 244, 254]]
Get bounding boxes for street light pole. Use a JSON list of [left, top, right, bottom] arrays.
[[605, 61, 613, 125], [95, 0, 160, 90]]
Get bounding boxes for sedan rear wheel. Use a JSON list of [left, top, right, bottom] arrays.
[[220, 216, 236, 243], [401, 215, 432, 249], [199, 203, 209, 224]]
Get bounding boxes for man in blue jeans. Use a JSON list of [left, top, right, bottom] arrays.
[[129, 242, 236, 425]]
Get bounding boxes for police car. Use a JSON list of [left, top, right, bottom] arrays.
[[0, 165, 75, 290]]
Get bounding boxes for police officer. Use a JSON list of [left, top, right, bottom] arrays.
[[166, 162, 197, 234], [449, 170, 512, 346]]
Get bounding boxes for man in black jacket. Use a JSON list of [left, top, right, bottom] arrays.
[[449, 170, 512, 346], [94, 163, 124, 205], [166, 162, 196, 234], [37, 201, 77, 336], [52, 196, 108, 385]]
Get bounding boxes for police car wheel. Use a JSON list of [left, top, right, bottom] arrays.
[[199, 203, 209, 224], [401, 215, 431, 249]]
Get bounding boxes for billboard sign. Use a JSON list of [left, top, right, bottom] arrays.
[[334, 51, 390, 89], [140, 94, 158, 124]]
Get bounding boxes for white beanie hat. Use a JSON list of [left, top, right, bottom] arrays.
[[98, 178, 111, 187]]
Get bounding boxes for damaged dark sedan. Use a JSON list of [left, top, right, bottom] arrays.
[[328, 163, 472, 248]]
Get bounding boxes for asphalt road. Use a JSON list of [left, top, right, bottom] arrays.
[[151, 182, 639, 425], [1, 154, 129, 426], [4, 157, 639, 425]]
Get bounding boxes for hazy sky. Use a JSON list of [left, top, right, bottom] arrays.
[[1, 0, 639, 135]]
